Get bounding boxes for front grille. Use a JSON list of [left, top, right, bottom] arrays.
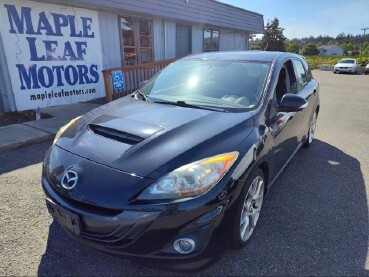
[[82, 224, 135, 247], [53, 188, 123, 216], [89, 124, 144, 144]]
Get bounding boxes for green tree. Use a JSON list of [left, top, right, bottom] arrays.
[[336, 32, 346, 44], [363, 42, 369, 53], [341, 42, 355, 51], [301, 43, 319, 56], [260, 18, 286, 51], [285, 42, 299, 53]]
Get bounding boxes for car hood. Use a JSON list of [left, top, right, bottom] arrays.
[[56, 97, 254, 179]]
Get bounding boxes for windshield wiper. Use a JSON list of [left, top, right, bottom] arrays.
[[135, 90, 150, 102], [153, 100, 227, 112]]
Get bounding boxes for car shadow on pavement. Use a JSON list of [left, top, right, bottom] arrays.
[[0, 141, 51, 175], [37, 139, 369, 276]]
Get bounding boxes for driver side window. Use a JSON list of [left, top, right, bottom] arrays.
[[275, 60, 297, 105], [293, 59, 308, 88]]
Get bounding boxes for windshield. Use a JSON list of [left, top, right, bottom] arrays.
[[140, 60, 270, 111], [339, 59, 355, 64]]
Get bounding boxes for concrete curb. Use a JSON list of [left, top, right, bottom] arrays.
[[319, 65, 366, 73], [0, 133, 54, 153], [319, 65, 334, 71], [0, 102, 100, 153]]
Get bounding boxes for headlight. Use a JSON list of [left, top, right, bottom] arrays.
[[138, 152, 239, 200], [53, 116, 81, 144]]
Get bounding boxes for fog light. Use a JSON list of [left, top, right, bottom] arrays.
[[173, 238, 196, 254]]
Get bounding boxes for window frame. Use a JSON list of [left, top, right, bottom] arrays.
[[119, 15, 154, 66], [203, 28, 220, 52]]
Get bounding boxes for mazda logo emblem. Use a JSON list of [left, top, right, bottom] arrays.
[[61, 170, 78, 190]]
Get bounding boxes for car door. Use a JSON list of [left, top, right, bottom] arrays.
[[268, 59, 304, 178], [291, 58, 318, 140]]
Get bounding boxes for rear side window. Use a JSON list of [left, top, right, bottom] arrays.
[[293, 60, 308, 88]]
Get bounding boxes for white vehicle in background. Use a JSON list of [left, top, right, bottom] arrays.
[[333, 58, 359, 74], [365, 63, 369, 75]]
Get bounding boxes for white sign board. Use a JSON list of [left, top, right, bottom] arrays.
[[0, 0, 104, 111]]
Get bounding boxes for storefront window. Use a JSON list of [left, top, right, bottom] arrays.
[[139, 19, 151, 47], [203, 28, 220, 52], [121, 16, 152, 65], [121, 16, 136, 65]]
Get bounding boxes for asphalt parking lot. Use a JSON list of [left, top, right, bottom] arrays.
[[1, 70, 369, 276]]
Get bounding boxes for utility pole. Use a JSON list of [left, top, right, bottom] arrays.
[[361, 27, 369, 54]]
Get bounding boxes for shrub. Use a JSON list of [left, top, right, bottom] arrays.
[[303, 55, 369, 69]]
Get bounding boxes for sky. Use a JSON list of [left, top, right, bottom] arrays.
[[219, 0, 369, 39]]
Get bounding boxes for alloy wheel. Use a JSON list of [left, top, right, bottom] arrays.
[[239, 176, 264, 242], [308, 112, 317, 144]]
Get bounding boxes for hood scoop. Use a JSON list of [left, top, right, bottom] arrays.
[[88, 114, 164, 144], [89, 124, 144, 144]]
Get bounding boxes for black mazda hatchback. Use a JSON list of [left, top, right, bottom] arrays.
[[42, 51, 319, 269]]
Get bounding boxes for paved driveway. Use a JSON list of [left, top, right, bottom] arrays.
[[1, 71, 369, 276]]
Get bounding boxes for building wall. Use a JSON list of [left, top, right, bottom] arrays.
[[220, 30, 236, 51], [220, 30, 248, 51], [0, 66, 4, 112], [153, 19, 165, 61], [98, 11, 122, 68], [0, 48, 5, 112], [319, 46, 344, 56], [327, 46, 343, 56], [237, 32, 248, 50], [0, 31, 16, 112], [164, 21, 176, 59], [192, 25, 203, 54]]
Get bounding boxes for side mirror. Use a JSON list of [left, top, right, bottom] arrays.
[[138, 80, 148, 89], [279, 94, 307, 112]]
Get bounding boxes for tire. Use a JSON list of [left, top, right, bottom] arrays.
[[333, 71, 336, 74], [303, 111, 317, 148], [231, 169, 265, 249]]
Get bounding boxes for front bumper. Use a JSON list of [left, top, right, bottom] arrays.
[[42, 174, 230, 260], [334, 67, 356, 73]]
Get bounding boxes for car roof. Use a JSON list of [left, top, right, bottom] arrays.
[[183, 51, 297, 63]]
